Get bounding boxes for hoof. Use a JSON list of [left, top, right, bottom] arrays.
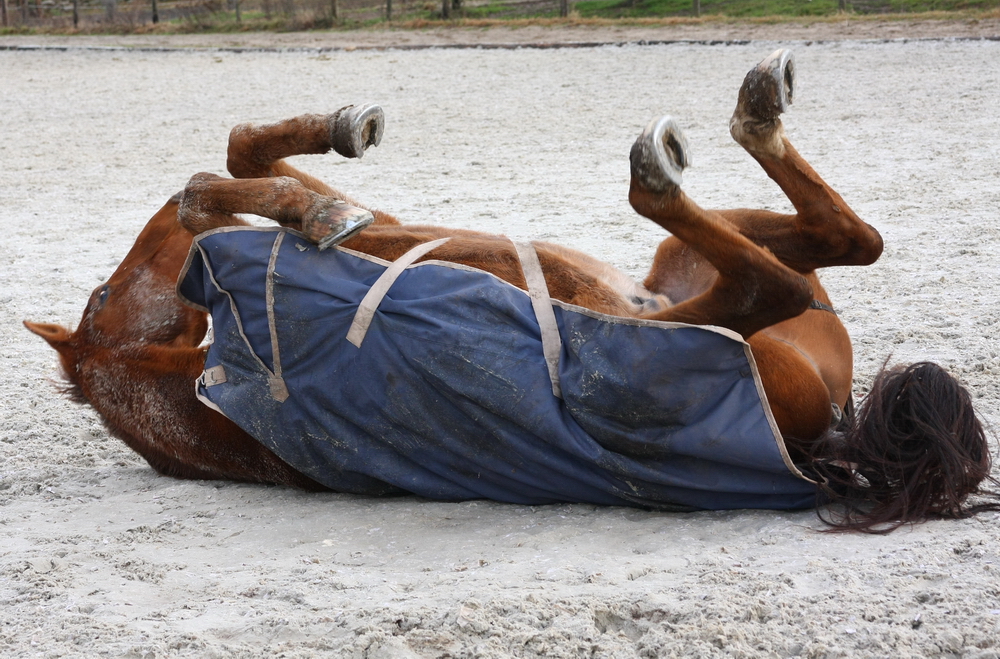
[[736, 49, 795, 123], [302, 198, 375, 250], [629, 116, 690, 195], [330, 104, 385, 159], [730, 50, 794, 155]]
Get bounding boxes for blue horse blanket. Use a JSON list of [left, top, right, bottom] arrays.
[[178, 226, 816, 511]]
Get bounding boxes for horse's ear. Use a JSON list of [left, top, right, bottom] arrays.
[[23, 321, 73, 349], [25, 321, 84, 389]]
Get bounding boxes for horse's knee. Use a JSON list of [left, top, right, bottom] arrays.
[[226, 123, 261, 179], [177, 172, 235, 236], [844, 220, 884, 267]]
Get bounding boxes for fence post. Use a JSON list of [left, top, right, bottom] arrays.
[[442, 0, 450, 18], [559, 0, 567, 17], [839, 0, 846, 10], [235, 0, 241, 22], [151, 0, 158, 22], [1, 0, 7, 28], [693, 0, 700, 16], [386, 0, 391, 20], [330, 0, 337, 21]]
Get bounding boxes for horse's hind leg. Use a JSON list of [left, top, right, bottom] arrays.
[[629, 117, 813, 339], [629, 119, 840, 446], [178, 173, 374, 250], [727, 50, 883, 272]]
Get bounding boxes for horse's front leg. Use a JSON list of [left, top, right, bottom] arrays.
[[178, 173, 374, 250], [179, 108, 402, 249]]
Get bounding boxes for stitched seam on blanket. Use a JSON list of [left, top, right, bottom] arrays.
[[198, 240, 279, 385]]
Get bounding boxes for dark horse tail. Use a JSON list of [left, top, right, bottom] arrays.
[[812, 361, 1000, 533]]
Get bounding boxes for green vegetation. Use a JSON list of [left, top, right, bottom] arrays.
[[573, 0, 998, 18], [1, 0, 998, 35], [577, 0, 837, 19]]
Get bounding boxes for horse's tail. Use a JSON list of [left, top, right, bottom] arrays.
[[813, 361, 1000, 533]]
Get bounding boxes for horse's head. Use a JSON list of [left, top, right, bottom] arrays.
[[24, 194, 208, 386]]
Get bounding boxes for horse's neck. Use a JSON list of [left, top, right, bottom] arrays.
[[78, 343, 223, 478], [81, 343, 206, 414], [77, 343, 322, 488]]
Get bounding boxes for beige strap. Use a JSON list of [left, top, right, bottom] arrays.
[[265, 232, 289, 402], [512, 241, 563, 399], [346, 237, 452, 348], [200, 365, 228, 387], [193, 233, 289, 404]]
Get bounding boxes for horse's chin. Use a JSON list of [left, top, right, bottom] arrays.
[[56, 378, 89, 406]]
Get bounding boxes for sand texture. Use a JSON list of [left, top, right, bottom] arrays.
[[2, 31, 1000, 658]]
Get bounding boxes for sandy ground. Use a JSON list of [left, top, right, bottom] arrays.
[[3, 28, 1000, 658]]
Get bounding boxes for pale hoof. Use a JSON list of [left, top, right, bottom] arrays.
[[629, 116, 690, 194], [330, 104, 385, 159], [302, 198, 375, 250], [735, 49, 795, 124]]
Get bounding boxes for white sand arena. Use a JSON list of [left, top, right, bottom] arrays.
[[2, 31, 1000, 657]]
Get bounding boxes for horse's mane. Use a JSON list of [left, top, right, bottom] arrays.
[[811, 361, 1000, 533]]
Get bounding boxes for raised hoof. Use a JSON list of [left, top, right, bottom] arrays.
[[302, 198, 375, 250], [737, 49, 795, 123], [330, 104, 385, 159], [730, 50, 794, 156], [629, 116, 690, 195]]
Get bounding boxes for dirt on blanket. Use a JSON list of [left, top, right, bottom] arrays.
[[2, 26, 1000, 659]]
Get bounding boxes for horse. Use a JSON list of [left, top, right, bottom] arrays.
[[25, 50, 997, 532]]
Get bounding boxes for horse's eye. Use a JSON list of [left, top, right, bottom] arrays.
[[96, 285, 111, 307]]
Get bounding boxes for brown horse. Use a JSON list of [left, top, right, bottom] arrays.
[[25, 50, 997, 532]]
